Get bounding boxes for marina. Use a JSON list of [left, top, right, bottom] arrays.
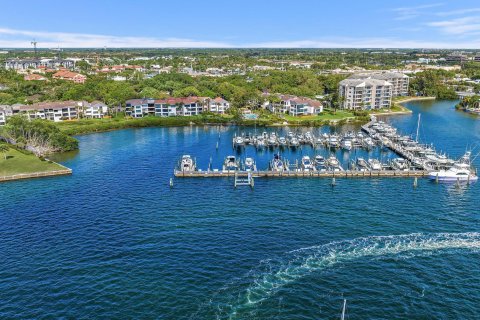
[[174, 115, 477, 182]]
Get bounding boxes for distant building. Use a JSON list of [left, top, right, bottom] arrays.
[[52, 70, 87, 83], [24, 74, 47, 81], [338, 78, 393, 110], [125, 97, 208, 118], [446, 55, 469, 63], [4, 58, 75, 70], [206, 97, 230, 114]]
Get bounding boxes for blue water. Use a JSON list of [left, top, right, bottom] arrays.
[[1, 100, 480, 319]]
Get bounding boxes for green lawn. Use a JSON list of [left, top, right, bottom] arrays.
[[0, 147, 65, 177], [283, 110, 355, 122]]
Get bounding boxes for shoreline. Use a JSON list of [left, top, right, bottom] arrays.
[[54, 96, 436, 137]]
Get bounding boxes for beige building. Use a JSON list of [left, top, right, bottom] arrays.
[[347, 72, 409, 97], [339, 78, 393, 110]]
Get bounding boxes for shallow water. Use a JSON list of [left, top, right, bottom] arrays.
[[1, 100, 479, 319]]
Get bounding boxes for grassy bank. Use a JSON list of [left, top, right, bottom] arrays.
[[0, 145, 66, 177]]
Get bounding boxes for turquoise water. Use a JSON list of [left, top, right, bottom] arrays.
[[1, 100, 480, 319]]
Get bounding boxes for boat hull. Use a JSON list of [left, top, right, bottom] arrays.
[[428, 174, 478, 182]]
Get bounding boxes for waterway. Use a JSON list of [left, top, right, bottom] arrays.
[[1, 99, 479, 319]]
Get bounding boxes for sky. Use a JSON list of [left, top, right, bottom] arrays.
[[1, 0, 480, 48]]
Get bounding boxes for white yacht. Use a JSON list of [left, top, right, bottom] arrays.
[[179, 155, 196, 172], [341, 139, 352, 151], [271, 154, 287, 172], [244, 157, 256, 171], [223, 156, 239, 171], [326, 156, 343, 171], [428, 152, 478, 182], [301, 156, 315, 172], [392, 158, 409, 171], [368, 159, 382, 171], [356, 158, 369, 171]]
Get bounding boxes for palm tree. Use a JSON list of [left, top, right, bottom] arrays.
[[0, 144, 9, 160]]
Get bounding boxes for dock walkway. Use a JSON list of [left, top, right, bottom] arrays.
[[174, 170, 427, 178]]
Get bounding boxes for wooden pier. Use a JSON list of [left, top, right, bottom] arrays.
[[174, 170, 428, 178]]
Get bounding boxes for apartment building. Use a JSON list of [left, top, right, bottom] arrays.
[[338, 78, 393, 110], [263, 94, 323, 116], [348, 72, 409, 97], [12, 101, 79, 122], [125, 97, 208, 118], [206, 97, 230, 114]]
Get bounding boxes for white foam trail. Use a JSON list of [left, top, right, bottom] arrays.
[[226, 232, 480, 318]]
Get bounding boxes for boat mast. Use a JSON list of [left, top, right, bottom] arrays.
[[341, 299, 347, 320], [415, 113, 421, 143]]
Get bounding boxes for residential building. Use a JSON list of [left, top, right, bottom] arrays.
[[338, 78, 393, 110], [263, 94, 323, 116], [4, 58, 75, 70], [0, 105, 11, 125], [126, 97, 207, 118], [24, 74, 47, 81], [207, 97, 230, 114], [12, 101, 80, 122], [348, 72, 409, 97], [81, 101, 108, 118], [52, 70, 87, 83]]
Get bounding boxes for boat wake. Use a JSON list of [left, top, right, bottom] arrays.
[[196, 232, 480, 319]]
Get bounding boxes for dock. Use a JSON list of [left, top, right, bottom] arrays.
[[174, 169, 428, 178]]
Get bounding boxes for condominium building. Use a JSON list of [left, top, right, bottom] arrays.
[[0, 106, 8, 125], [206, 97, 230, 114], [263, 94, 323, 116], [348, 72, 409, 97], [81, 101, 108, 118], [338, 78, 393, 110], [4, 58, 75, 70], [125, 97, 208, 118], [12, 101, 79, 122]]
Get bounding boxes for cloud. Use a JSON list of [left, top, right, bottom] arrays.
[[1, 27, 480, 49], [0, 27, 233, 48], [392, 3, 444, 21], [426, 16, 480, 35], [436, 8, 480, 16]]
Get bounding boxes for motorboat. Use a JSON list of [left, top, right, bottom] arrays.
[[341, 138, 352, 151], [392, 158, 409, 171], [314, 155, 325, 166], [223, 155, 239, 171], [356, 157, 369, 171], [278, 136, 288, 147], [233, 136, 244, 148], [289, 137, 300, 148], [301, 156, 315, 172], [326, 155, 342, 171], [267, 135, 278, 148], [255, 136, 265, 149], [428, 152, 478, 182], [368, 158, 382, 171], [328, 135, 340, 148], [271, 154, 287, 172], [244, 157, 256, 171], [179, 155, 196, 172]]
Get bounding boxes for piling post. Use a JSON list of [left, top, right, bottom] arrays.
[[455, 177, 460, 189], [435, 173, 439, 184], [170, 178, 174, 188], [413, 177, 418, 189], [234, 173, 237, 188]]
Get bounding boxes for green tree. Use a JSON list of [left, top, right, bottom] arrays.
[[0, 143, 9, 160]]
